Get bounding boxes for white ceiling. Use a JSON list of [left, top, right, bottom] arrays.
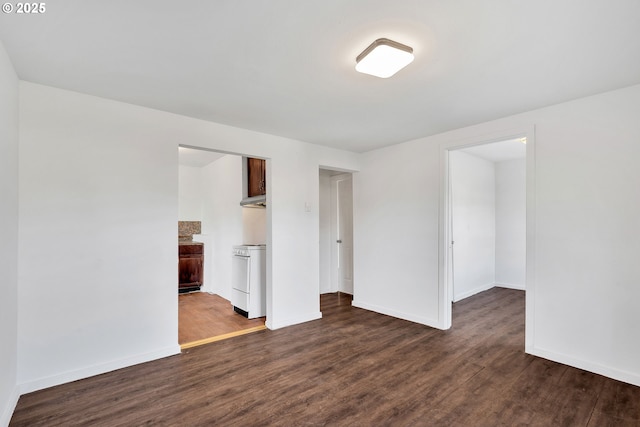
[[460, 138, 526, 163], [1, 1, 639, 153]]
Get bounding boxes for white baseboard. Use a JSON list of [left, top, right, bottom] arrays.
[[18, 345, 181, 395], [453, 282, 495, 302], [266, 311, 322, 330], [495, 282, 526, 290], [527, 345, 640, 388], [0, 385, 20, 427], [352, 300, 441, 329]]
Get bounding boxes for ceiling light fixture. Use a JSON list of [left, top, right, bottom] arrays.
[[355, 38, 414, 78]]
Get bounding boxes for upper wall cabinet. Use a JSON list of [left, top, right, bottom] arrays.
[[247, 158, 266, 197]]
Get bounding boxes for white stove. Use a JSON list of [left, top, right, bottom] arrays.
[[231, 245, 266, 318]]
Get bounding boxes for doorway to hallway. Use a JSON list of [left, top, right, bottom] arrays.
[[319, 169, 354, 300]]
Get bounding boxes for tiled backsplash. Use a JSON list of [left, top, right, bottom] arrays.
[[178, 221, 201, 241]]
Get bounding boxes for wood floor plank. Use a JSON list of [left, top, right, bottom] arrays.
[[478, 358, 569, 425], [587, 411, 640, 427], [10, 288, 640, 426], [593, 378, 640, 422]]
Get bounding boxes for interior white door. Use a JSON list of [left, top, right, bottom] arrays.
[[334, 174, 353, 294]]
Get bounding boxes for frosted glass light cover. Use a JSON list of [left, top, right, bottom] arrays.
[[355, 39, 414, 78]]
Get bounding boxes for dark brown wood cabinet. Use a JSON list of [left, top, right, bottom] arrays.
[[247, 158, 266, 197], [179, 243, 203, 292]]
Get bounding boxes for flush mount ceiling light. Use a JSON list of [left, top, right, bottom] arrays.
[[355, 38, 414, 78]]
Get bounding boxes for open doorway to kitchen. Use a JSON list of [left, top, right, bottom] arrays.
[[440, 128, 535, 351], [319, 168, 354, 311], [177, 146, 269, 349]]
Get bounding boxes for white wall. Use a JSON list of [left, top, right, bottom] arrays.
[[178, 165, 203, 221], [0, 40, 19, 427], [242, 208, 266, 245], [318, 170, 332, 294], [450, 151, 496, 301], [495, 158, 526, 288], [353, 141, 441, 326], [354, 83, 640, 387], [18, 83, 181, 393], [17, 82, 360, 393], [200, 155, 243, 298]]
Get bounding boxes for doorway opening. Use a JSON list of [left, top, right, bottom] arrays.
[[319, 169, 354, 310], [440, 127, 535, 351], [449, 138, 526, 302], [177, 146, 270, 348]]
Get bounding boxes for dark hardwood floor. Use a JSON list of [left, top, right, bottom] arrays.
[[10, 288, 640, 426], [179, 292, 265, 345]]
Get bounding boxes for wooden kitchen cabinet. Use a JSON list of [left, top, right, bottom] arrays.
[[179, 243, 203, 292], [247, 158, 266, 197]]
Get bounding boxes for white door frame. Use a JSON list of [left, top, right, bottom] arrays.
[[438, 125, 536, 352]]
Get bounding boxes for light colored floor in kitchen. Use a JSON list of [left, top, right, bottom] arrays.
[[178, 292, 265, 348]]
